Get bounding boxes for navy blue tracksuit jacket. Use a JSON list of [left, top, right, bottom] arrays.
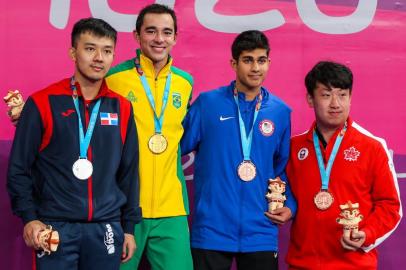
[[7, 78, 141, 234]]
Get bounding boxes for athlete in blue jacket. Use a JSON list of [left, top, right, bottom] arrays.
[[7, 18, 141, 270], [181, 30, 296, 270]]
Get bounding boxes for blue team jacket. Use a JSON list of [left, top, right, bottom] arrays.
[[7, 78, 141, 234], [181, 81, 297, 252]]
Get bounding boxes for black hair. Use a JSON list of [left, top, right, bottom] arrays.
[[231, 30, 270, 60], [71, 18, 117, 47], [136, 4, 177, 34], [305, 61, 353, 96]]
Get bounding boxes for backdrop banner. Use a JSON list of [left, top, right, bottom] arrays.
[[1, 1, 405, 269]]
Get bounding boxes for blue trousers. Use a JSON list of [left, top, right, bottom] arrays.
[[34, 221, 124, 270]]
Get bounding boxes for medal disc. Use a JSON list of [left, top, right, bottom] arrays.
[[72, 158, 93, 180], [148, 134, 168, 154], [314, 190, 334, 210], [237, 161, 257, 181]]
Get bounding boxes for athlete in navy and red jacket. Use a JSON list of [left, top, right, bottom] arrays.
[[7, 18, 141, 270]]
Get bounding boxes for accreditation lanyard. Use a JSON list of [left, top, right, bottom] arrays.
[[140, 72, 171, 134], [70, 78, 101, 159], [233, 88, 262, 161], [313, 124, 347, 190]]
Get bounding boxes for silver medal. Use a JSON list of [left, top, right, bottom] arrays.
[[72, 158, 93, 180]]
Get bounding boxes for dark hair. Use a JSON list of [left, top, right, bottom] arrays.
[[305, 61, 353, 96], [71, 18, 117, 47], [231, 30, 270, 60], [136, 4, 177, 34]]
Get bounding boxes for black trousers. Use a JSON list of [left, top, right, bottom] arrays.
[[192, 248, 278, 270]]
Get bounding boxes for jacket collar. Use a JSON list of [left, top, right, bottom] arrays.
[[305, 117, 353, 143], [136, 48, 173, 79], [66, 78, 110, 100], [227, 80, 269, 102]]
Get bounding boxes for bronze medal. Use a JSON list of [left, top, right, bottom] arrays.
[[314, 190, 334, 210], [148, 133, 168, 154], [237, 161, 257, 181]]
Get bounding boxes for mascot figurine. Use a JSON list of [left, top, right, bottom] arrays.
[[336, 201, 363, 239], [4, 90, 25, 125], [266, 177, 286, 212], [37, 225, 60, 256]]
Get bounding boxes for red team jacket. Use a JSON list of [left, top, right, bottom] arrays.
[[286, 118, 402, 270]]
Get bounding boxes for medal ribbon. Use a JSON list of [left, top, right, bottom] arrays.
[[313, 124, 347, 190], [71, 78, 101, 159], [233, 88, 262, 161], [136, 57, 171, 134]]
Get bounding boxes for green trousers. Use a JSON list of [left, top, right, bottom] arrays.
[[121, 216, 193, 270]]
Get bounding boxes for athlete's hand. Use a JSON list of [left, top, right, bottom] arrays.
[[265, 207, 292, 225], [121, 233, 136, 263], [23, 220, 47, 249], [340, 230, 366, 251]]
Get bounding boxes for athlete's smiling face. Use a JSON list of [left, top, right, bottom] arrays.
[[134, 13, 177, 72]]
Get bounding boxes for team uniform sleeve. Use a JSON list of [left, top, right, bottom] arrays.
[[361, 141, 402, 252], [274, 115, 297, 216], [7, 97, 43, 224], [117, 105, 142, 235], [180, 95, 202, 156]]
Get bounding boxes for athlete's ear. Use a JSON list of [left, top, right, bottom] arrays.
[[230, 58, 237, 72], [133, 30, 140, 44], [173, 32, 177, 44], [306, 93, 314, 108], [69, 47, 77, 62]]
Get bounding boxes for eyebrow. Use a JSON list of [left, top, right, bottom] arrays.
[[241, 56, 268, 59], [83, 42, 114, 49], [321, 87, 349, 92], [144, 26, 173, 32]]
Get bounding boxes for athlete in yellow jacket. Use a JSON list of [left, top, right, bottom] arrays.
[[106, 4, 193, 270], [107, 49, 192, 219]]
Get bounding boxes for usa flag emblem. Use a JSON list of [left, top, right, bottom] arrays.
[[100, 112, 118, 126]]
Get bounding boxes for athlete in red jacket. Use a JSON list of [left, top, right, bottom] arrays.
[[286, 61, 402, 270]]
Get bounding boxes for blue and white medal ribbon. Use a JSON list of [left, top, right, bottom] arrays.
[[70, 78, 101, 180], [313, 124, 347, 209], [139, 69, 171, 154], [234, 88, 263, 181]]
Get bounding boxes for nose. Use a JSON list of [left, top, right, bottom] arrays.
[[94, 49, 103, 62], [251, 61, 260, 71], [330, 93, 340, 108], [153, 31, 164, 43]]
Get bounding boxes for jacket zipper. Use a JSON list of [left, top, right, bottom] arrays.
[[151, 76, 159, 216], [238, 173, 243, 251], [84, 100, 94, 221]]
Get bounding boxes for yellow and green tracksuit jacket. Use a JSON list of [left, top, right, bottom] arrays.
[[106, 49, 193, 218]]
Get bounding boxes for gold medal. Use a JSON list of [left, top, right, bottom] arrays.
[[237, 161, 257, 181], [148, 133, 168, 154], [314, 190, 334, 210]]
